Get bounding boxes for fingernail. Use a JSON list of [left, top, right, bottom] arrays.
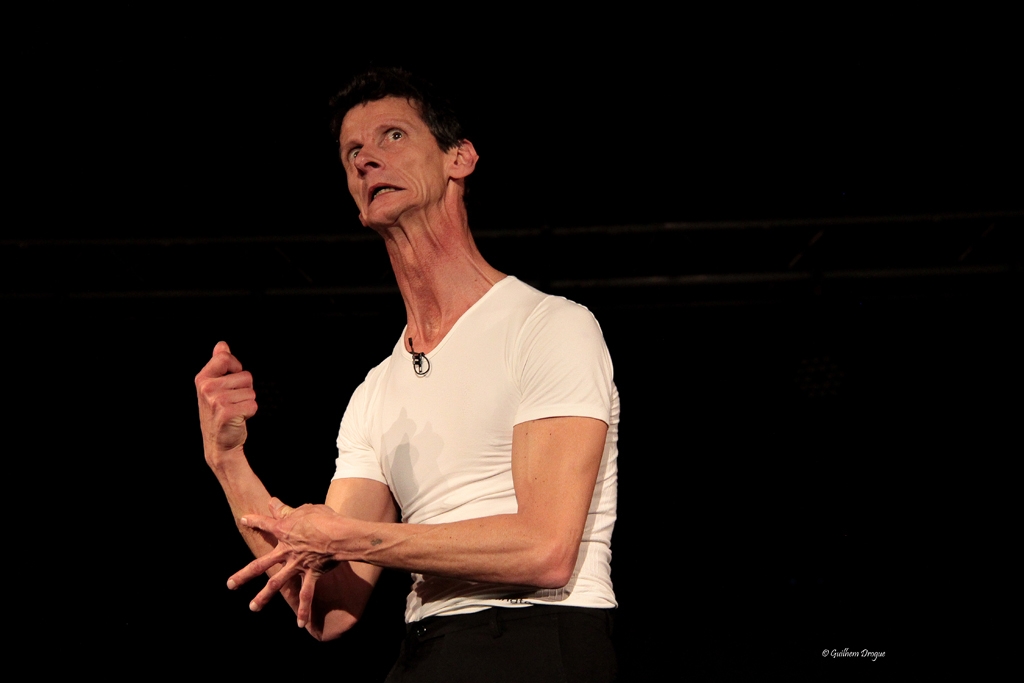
[[297, 619, 306, 629], [240, 517, 248, 525], [227, 579, 237, 590], [250, 601, 259, 612]]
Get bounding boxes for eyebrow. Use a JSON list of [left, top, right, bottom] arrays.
[[342, 117, 418, 143]]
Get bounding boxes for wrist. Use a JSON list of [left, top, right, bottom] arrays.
[[205, 445, 248, 474], [329, 516, 376, 564]]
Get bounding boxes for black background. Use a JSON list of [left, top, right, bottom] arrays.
[[6, 14, 1020, 680]]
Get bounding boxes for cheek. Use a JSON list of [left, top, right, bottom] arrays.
[[346, 178, 363, 206], [412, 163, 446, 192]]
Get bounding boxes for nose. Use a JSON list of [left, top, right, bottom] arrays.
[[354, 148, 382, 175]]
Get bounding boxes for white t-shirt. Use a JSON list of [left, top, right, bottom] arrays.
[[334, 276, 619, 622]]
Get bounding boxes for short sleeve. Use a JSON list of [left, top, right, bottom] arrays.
[[333, 377, 388, 484], [513, 297, 614, 426]]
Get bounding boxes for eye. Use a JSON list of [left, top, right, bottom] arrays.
[[387, 129, 403, 141], [347, 147, 361, 162]]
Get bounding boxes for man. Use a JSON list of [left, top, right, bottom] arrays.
[[195, 68, 619, 682]]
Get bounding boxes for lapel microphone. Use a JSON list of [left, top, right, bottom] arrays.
[[409, 337, 430, 377]]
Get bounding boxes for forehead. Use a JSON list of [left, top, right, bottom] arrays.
[[339, 97, 428, 141]]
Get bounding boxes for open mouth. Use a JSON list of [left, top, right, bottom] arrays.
[[370, 186, 401, 203]]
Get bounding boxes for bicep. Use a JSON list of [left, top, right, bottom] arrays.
[[511, 416, 607, 536], [326, 477, 399, 523]]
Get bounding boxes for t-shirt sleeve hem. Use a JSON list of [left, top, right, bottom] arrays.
[[514, 402, 610, 426], [331, 465, 388, 484]]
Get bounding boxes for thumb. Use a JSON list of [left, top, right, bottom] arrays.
[[214, 340, 232, 355], [269, 497, 294, 518]]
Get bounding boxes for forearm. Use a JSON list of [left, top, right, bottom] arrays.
[[206, 447, 278, 557], [324, 417, 607, 588], [207, 448, 316, 625], [324, 512, 581, 589], [209, 458, 392, 639]]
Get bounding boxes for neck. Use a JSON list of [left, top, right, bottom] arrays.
[[377, 194, 504, 355]]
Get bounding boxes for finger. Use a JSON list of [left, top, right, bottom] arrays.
[[250, 560, 302, 613], [195, 350, 243, 381], [214, 387, 258, 421], [269, 497, 295, 518], [215, 370, 255, 391], [214, 341, 232, 355], [224, 387, 257, 407], [196, 381, 257, 422], [228, 398, 258, 423], [238, 513, 276, 533], [296, 569, 321, 629], [204, 386, 257, 419], [226, 545, 286, 590]]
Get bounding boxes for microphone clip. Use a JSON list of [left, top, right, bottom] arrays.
[[409, 337, 430, 377]]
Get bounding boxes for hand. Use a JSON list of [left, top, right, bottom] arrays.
[[228, 497, 344, 629], [195, 341, 257, 456]]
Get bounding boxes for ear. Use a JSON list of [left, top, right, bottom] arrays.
[[447, 139, 479, 180]]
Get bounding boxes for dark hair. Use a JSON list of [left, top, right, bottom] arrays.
[[329, 67, 465, 152]]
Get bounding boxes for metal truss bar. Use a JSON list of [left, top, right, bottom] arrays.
[[3, 266, 1008, 301], [5, 211, 1020, 248], [552, 265, 1011, 289]]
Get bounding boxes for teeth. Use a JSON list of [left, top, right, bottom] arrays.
[[373, 187, 397, 199]]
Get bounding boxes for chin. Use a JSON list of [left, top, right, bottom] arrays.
[[360, 211, 397, 231], [363, 202, 413, 229]]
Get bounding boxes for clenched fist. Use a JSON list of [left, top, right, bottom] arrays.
[[195, 341, 258, 457]]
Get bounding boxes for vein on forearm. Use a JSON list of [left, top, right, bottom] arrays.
[[339, 513, 573, 588]]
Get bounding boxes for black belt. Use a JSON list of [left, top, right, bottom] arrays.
[[406, 605, 612, 643]]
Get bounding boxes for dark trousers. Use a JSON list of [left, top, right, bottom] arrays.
[[385, 606, 617, 683]]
